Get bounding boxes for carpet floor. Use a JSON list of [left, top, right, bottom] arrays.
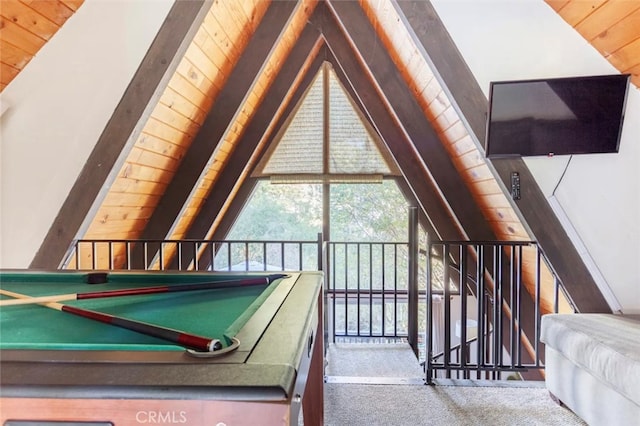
[[323, 382, 586, 426], [321, 343, 586, 426]]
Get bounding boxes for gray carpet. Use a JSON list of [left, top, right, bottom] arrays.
[[326, 342, 424, 384], [321, 343, 586, 426], [324, 383, 586, 426]]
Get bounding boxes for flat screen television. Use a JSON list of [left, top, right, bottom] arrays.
[[485, 74, 630, 158]]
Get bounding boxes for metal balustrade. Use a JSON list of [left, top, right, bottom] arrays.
[[425, 240, 575, 383], [64, 236, 571, 381], [64, 237, 323, 272], [325, 241, 425, 343]]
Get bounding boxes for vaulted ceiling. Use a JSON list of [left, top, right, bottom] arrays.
[[4, 0, 637, 316]]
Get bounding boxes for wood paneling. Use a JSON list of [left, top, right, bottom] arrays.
[[132, 0, 304, 269], [0, 0, 82, 91], [547, 0, 640, 88], [78, 0, 271, 269], [183, 21, 325, 256], [32, 0, 212, 269], [168, 0, 320, 254], [360, 0, 576, 314]]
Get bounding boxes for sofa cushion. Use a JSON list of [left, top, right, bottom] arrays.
[[541, 314, 640, 406]]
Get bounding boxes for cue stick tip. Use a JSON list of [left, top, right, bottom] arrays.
[[85, 272, 109, 284], [267, 273, 290, 282]]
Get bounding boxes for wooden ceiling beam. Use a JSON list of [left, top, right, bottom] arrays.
[[393, 1, 487, 143], [175, 44, 324, 270], [204, 50, 330, 245], [179, 25, 324, 269], [323, 45, 458, 241], [396, 1, 609, 312], [322, 2, 544, 369], [31, 0, 211, 269], [129, 0, 300, 268], [325, 0, 494, 242]]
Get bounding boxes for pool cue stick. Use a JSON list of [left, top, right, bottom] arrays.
[[0, 273, 288, 307], [0, 287, 223, 352]]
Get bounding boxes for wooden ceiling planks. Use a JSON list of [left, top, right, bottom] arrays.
[[164, 0, 320, 256], [77, 0, 270, 269], [361, 0, 537, 245], [0, 0, 83, 91], [359, 0, 508, 235], [359, 0, 569, 314], [121, 1, 303, 270], [546, 0, 640, 87], [182, 30, 325, 265]]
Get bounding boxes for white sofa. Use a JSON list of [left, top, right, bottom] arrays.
[[540, 314, 640, 426]]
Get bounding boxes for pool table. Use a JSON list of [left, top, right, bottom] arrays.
[[0, 270, 324, 425]]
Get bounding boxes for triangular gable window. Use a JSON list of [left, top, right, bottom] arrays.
[[255, 62, 399, 180], [262, 72, 324, 175], [328, 69, 391, 174]]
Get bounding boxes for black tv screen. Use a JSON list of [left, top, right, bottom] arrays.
[[485, 74, 630, 158]]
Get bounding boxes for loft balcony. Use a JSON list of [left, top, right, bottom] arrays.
[[64, 235, 573, 384]]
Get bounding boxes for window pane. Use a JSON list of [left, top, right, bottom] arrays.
[[262, 75, 324, 174], [329, 71, 392, 174], [227, 181, 322, 240], [330, 181, 408, 241]]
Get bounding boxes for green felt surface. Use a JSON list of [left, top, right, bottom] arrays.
[[0, 271, 280, 351]]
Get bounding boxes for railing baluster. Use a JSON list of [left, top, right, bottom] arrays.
[[224, 242, 230, 271], [263, 242, 267, 271], [357, 243, 361, 337], [208, 242, 214, 271], [143, 242, 149, 270], [477, 244, 485, 376], [299, 242, 303, 270], [509, 244, 515, 368], [277, 242, 282, 270], [492, 245, 499, 370], [369, 244, 373, 337], [443, 244, 451, 378], [336, 244, 346, 343], [343, 244, 348, 335], [516, 245, 523, 366], [459, 244, 468, 377], [244, 242, 249, 271], [425, 237, 434, 384], [390, 244, 398, 336], [126, 242, 131, 270]]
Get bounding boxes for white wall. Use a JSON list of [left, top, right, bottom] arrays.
[[432, 0, 640, 313], [0, 0, 174, 268]]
